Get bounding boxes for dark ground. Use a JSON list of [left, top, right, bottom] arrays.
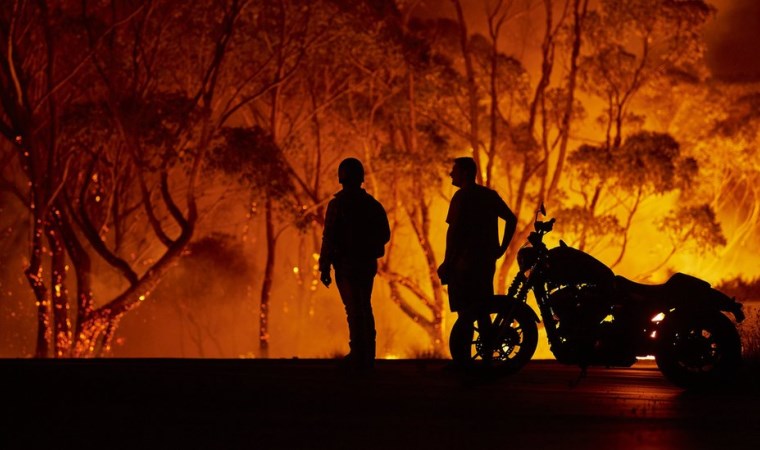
[[2, 358, 759, 450]]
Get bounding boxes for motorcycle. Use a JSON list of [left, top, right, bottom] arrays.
[[449, 206, 745, 389]]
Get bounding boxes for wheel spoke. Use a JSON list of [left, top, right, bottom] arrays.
[[450, 306, 538, 370]]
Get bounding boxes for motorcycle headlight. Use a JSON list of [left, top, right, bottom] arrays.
[[517, 247, 537, 271]]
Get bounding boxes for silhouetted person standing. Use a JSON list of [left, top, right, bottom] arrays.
[[319, 158, 390, 371], [438, 157, 517, 359]]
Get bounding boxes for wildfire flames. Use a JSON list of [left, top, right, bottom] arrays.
[[0, 0, 759, 359]]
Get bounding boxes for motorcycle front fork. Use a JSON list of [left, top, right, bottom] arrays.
[[487, 274, 532, 352]]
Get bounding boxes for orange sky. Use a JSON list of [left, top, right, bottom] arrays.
[[705, 0, 760, 81]]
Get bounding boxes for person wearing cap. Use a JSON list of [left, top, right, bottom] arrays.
[[319, 157, 390, 371]]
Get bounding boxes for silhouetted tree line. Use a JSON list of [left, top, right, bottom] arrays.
[[718, 277, 760, 302]]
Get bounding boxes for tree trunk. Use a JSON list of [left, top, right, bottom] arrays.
[[415, 198, 446, 354], [497, 223, 533, 292], [610, 188, 642, 269], [579, 183, 603, 252], [47, 215, 71, 357], [259, 194, 276, 357], [547, 0, 588, 199], [452, 0, 482, 181], [24, 142, 51, 359]]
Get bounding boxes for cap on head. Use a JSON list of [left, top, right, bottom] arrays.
[[338, 157, 364, 186]]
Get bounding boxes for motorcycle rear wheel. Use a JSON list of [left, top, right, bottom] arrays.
[[449, 302, 538, 374], [655, 310, 742, 390]]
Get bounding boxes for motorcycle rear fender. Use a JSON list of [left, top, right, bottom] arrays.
[[493, 295, 541, 323], [707, 289, 745, 322], [665, 274, 745, 323]]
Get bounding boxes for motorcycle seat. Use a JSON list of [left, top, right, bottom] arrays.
[[614, 275, 668, 297]]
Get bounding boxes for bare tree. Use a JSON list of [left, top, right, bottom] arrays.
[[566, 0, 715, 257], [0, 0, 269, 357]]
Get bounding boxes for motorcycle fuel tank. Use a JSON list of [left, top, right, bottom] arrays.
[[547, 244, 615, 289]]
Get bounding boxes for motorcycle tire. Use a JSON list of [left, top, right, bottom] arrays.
[[449, 301, 538, 374], [655, 310, 742, 390]]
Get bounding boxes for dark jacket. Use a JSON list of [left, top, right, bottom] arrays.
[[319, 188, 390, 273]]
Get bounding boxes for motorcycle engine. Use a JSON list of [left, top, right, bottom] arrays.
[[548, 285, 607, 322], [547, 285, 615, 364]]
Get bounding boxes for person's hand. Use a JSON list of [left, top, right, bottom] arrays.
[[320, 271, 332, 288]]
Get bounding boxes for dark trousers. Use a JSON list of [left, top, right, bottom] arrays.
[[335, 260, 377, 365], [448, 262, 496, 360]]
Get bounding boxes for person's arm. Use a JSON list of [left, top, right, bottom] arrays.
[[444, 220, 461, 262], [438, 192, 462, 284], [319, 200, 337, 287], [437, 226, 455, 285], [495, 193, 517, 258], [372, 199, 392, 260]]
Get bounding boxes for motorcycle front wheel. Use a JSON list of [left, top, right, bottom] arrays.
[[655, 310, 742, 390], [449, 301, 538, 374]]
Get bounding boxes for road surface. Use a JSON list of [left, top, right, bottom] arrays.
[[2, 359, 759, 449]]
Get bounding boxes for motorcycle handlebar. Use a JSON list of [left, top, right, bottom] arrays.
[[534, 218, 555, 233]]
